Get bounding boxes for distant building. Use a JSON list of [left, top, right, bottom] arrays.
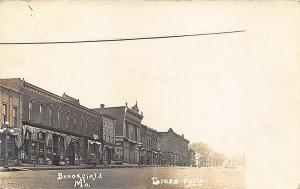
[[224, 154, 245, 168], [159, 128, 189, 166], [140, 124, 162, 165], [189, 143, 226, 167], [93, 102, 143, 165], [188, 149, 196, 167]]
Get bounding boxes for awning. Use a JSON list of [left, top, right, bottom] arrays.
[[64, 135, 71, 150]]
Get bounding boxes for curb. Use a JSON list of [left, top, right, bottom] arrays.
[[0, 165, 159, 171]]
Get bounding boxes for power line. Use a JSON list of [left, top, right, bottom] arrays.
[[0, 30, 245, 45]]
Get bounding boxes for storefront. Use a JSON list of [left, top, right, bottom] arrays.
[[103, 144, 114, 165], [87, 140, 101, 165], [21, 125, 101, 166], [0, 132, 17, 164]]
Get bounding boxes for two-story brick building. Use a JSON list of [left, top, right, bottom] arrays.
[[93, 102, 143, 165], [0, 84, 23, 166], [140, 124, 162, 165], [1, 78, 194, 167], [0, 78, 106, 166], [99, 108, 116, 165], [159, 128, 189, 166]]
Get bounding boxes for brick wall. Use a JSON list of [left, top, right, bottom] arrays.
[[21, 84, 101, 139], [0, 86, 22, 129]]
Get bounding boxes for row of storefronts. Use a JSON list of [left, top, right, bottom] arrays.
[[0, 78, 193, 167]]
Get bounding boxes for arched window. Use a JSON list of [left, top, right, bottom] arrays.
[[66, 112, 70, 129], [49, 107, 53, 125], [39, 104, 44, 122], [86, 119, 89, 135], [74, 115, 77, 129], [28, 100, 33, 120], [57, 109, 61, 127]]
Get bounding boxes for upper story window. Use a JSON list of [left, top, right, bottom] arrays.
[[135, 127, 138, 141], [91, 121, 95, 133], [80, 116, 83, 127], [39, 104, 44, 122], [49, 107, 53, 125], [86, 119, 90, 135], [57, 109, 61, 127], [12, 107, 17, 127], [28, 100, 33, 120], [66, 112, 70, 128], [2, 103, 8, 124], [74, 115, 77, 129]]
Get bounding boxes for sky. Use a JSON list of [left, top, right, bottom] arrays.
[[0, 2, 299, 188]]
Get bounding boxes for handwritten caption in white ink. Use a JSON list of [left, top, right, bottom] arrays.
[[57, 172, 103, 188], [151, 177, 204, 187]]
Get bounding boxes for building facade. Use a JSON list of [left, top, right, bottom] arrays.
[[100, 111, 116, 165], [0, 84, 22, 165], [0, 78, 106, 166], [188, 149, 196, 167], [93, 102, 143, 165], [159, 128, 189, 166], [1, 78, 195, 167], [140, 124, 162, 166]]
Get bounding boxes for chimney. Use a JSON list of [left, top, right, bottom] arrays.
[[100, 104, 105, 108]]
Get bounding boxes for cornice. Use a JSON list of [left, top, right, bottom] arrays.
[[23, 82, 103, 118]]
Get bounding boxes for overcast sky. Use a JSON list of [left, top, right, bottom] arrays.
[[0, 2, 299, 188]]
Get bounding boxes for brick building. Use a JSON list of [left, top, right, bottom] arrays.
[[100, 110, 116, 165], [93, 102, 143, 165], [0, 78, 107, 166], [159, 128, 189, 166], [188, 149, 196, 167], [0, 78, 194, 167], [0, 84, 22, 165], [140, 124, 162, 165]]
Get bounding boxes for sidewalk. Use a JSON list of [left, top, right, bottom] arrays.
[[0, 164, 159, 172]]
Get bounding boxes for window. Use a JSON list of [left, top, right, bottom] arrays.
[[39, 104, 44, 122], [12, 107, 17, 127], [66, 113, 70, 128], [80, 116, 86, 134], [91, 121, 95, 134], [57, 109, 61, 127], [74, 115, 77, 128], [135, 127, 138, 141], [80, 116, 83, 127], [49, 107, 53, 125], [28, 100, 33, 120], [86, 119, 89, 134], [2, 104, 8, 124]]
